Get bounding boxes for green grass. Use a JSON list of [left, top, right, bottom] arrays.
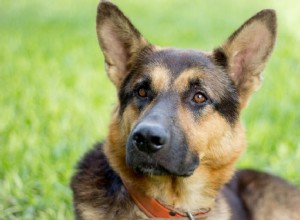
[[1, 0, 299, 219]]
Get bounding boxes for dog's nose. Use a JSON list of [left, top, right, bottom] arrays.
[[132, 124, 168, 153]]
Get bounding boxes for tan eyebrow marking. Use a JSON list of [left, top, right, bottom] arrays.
[[147, 66, 171, 92], [173, 68, 227, 102], [173, 69, 205, 93]]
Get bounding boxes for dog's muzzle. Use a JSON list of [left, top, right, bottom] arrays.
[[126, 111, 199, 177]]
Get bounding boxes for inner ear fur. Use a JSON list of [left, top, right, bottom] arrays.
[[96, 1, 149, 87], [214, 9, 277, 108]]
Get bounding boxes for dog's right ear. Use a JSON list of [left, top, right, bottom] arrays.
[[96, 1, 149, 87]]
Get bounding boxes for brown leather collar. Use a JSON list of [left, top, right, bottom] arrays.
[[123, 181, 210, 220]]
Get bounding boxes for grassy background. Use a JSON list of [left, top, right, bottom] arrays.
[[1, 0, 299, 219]]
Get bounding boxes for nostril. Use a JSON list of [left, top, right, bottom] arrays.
[[151, 135, 165, 146], [133, 133, 145, 148], [133, 133, 143, 143]]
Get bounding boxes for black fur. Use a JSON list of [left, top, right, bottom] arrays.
[[75, 143, 123, 196], [71, 144, 136, 219], [213, 48, 228, 69], [213, 85, 239, 124]]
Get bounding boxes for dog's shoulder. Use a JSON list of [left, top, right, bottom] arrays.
[[72, 143, 122, 195], [71, 143, 137, 219]]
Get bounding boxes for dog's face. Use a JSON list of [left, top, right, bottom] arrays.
[[96, 2, 276, 188], [120, 48, 240, 177]]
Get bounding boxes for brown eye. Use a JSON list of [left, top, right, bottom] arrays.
[[193, 92, 206, 104], [138, 88, 147, 97]]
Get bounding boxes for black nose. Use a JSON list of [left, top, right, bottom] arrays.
[[132, 123, 168, 153]]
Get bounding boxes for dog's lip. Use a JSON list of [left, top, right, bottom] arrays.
[[134, 163, 166, 175], [133, 162, 195, 177]]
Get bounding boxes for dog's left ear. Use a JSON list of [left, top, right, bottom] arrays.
[[96, 1, 149, 88], [213, 9, 277, 108]]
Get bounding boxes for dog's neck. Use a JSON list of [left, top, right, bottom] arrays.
[[123, 179, 211, 219], [118, 171, 232, 220], [129, 166, 234, 213]]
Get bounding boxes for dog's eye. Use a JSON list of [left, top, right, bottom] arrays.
[[138, 88, 147, 97], [193, 92, 207, 104]]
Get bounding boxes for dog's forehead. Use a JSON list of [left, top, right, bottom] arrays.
[[145, 48, 215, 77], [140, 48, 229, 98]]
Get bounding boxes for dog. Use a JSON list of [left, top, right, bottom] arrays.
[[71, 1, 300, 219]]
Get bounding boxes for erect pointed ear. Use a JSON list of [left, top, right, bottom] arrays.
[[213, 9, 277, 108], [96, 1, 149, 87]]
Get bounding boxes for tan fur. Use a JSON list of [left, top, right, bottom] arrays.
[[175, 104, 246, 208], [147, 66, 171, 92], [121, 105, 139, 136], [78, 204, 103, 220], [173, 69, 205, 93], [77, 199, 148, 220]]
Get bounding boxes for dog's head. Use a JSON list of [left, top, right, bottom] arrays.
[[96, 1, 276, 198]]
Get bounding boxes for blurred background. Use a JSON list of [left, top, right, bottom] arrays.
[[1, 0, 299, 219]]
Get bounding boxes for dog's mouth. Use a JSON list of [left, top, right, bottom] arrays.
[[134, 163, 194, 177], [126, 148, 199, 177], [134, 163, 169, 176]]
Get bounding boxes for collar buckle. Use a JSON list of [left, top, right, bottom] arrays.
[[186, 212, 195, 220]]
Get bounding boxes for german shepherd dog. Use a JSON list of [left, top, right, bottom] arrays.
[[71, 1, 300, 219]]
